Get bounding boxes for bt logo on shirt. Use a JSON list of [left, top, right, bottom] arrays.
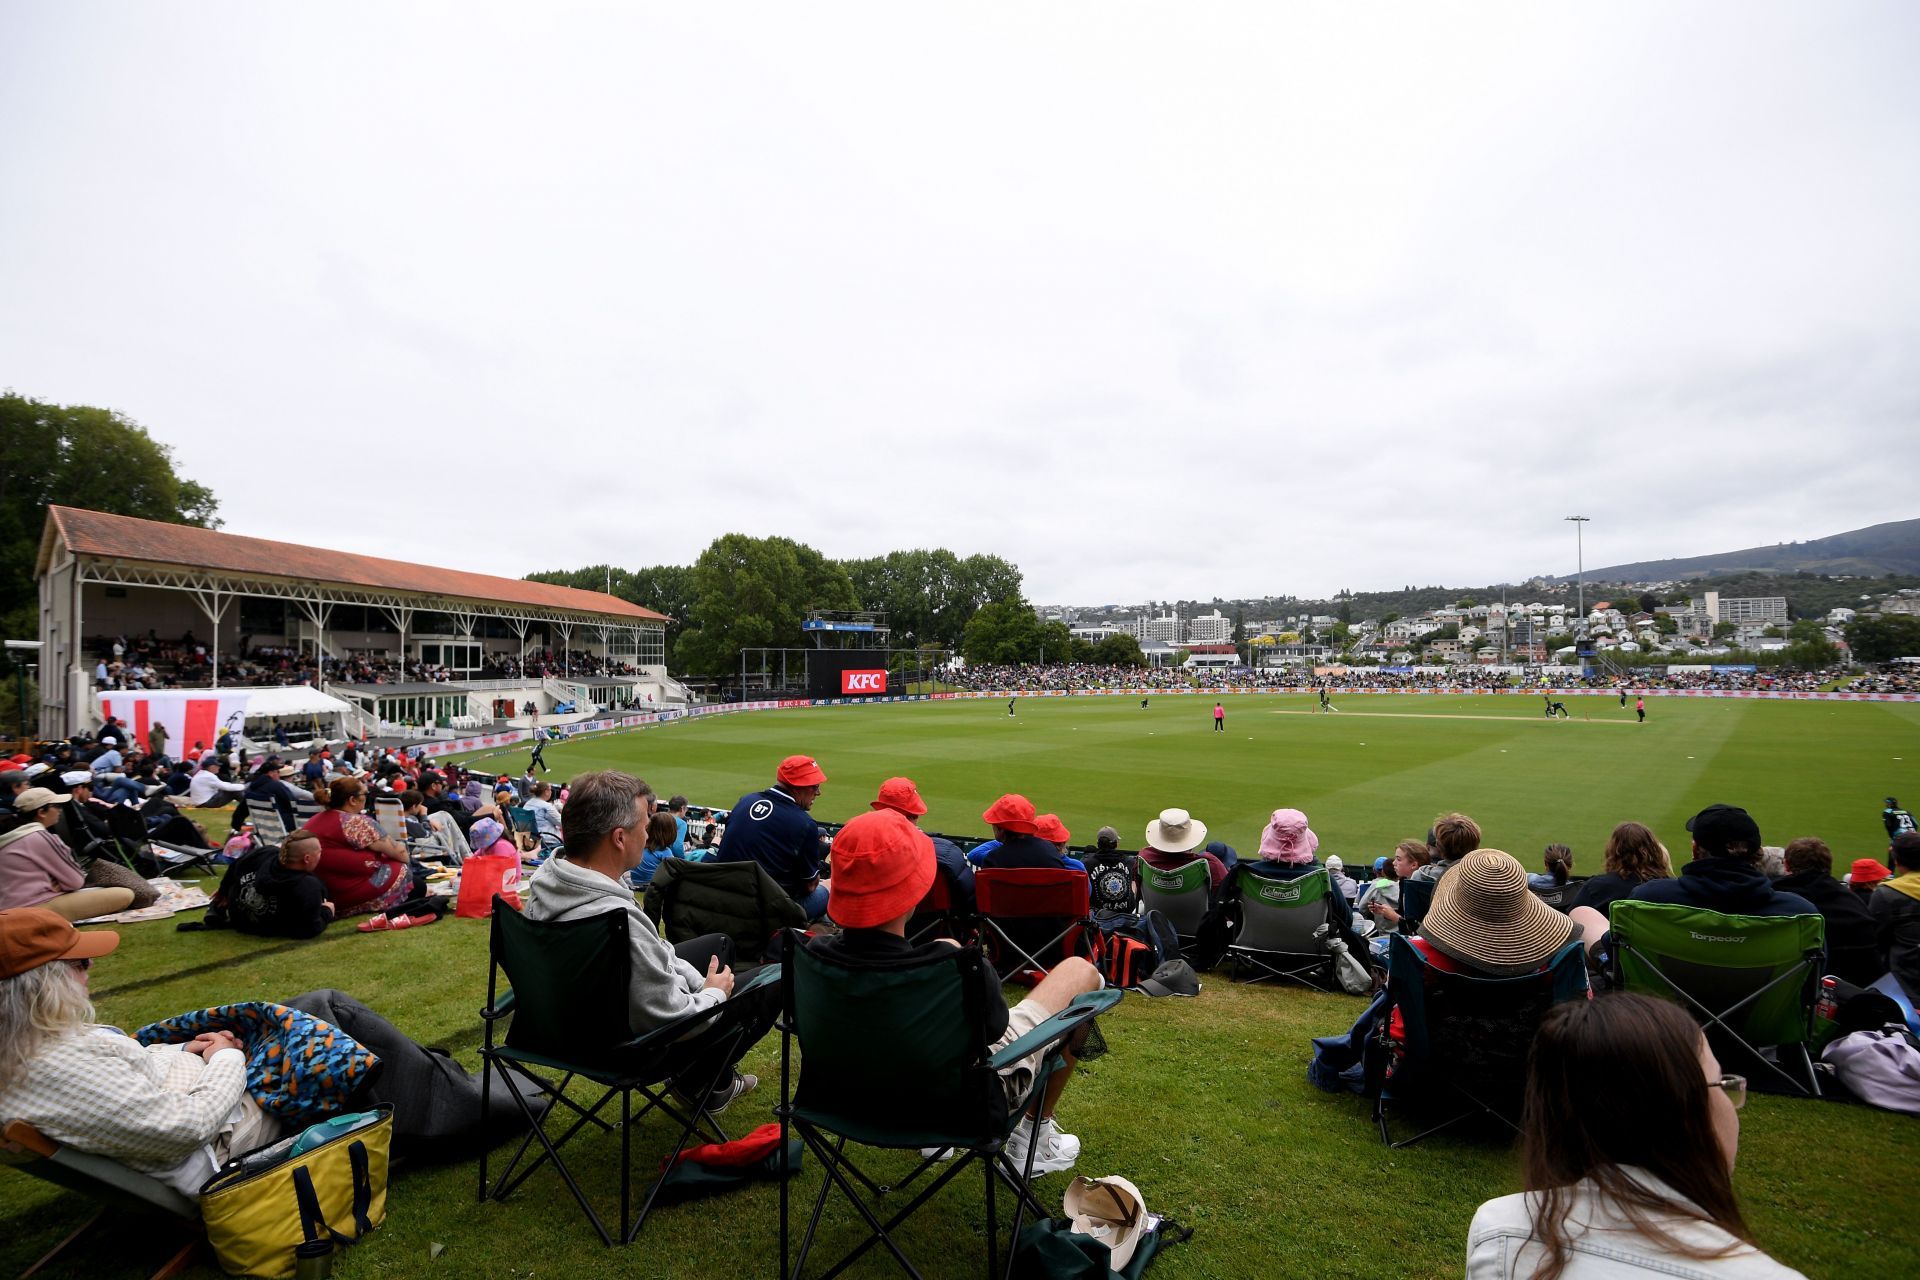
[[841, 670, 887, 694]]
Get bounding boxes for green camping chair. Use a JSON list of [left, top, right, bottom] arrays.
[[1225, 866, 1337, 990], [478, 899, 781, 1245], [1137, 858, 1213, 943], [2, 1119, 202, 1279], [777, 933, 1121, 1280], [1607, 901, 1826, 1097], [1368, 933, 1590, 1148]]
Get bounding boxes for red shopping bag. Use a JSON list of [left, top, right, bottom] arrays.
[[456, 853, 522, 918]]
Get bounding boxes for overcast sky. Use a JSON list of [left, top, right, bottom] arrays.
[[4, 3, 1917, 605]]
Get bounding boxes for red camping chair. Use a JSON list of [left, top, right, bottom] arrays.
[[975, 868, 1099, 984], [907, 865, 977, 946]]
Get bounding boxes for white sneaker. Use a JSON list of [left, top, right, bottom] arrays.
[[1002, 1117, 1079, 1176]]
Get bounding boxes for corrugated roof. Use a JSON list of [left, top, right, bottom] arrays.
[[44, 506, 667, 622]]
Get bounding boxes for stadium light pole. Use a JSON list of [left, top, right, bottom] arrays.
[[1565, 516, 1591, 627]]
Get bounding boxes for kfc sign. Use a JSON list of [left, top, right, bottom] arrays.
[[842, 669, 888, 694]]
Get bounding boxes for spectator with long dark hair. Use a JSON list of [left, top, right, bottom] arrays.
[[1468, 992, 1805, 1278], [1569, 821, 1672, 915]]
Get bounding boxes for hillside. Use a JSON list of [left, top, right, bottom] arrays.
[[1552, 517, 1920, 582]]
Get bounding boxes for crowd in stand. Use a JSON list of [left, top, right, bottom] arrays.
[[85, 633, 642, 692], [944, 662, 1881, 694]]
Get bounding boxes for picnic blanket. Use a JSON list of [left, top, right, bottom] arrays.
[[135, 1002, 379, 1124], [76, 876, 211, 925]]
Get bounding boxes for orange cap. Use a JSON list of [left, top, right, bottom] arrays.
[[0, 908, 119, 979], [1034, 813, 1071, 845], [826, 810, 936, 928]]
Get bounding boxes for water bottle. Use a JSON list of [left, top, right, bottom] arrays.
[[1814, 976, 1839, 1022], [293, 1239, 333, 1279]]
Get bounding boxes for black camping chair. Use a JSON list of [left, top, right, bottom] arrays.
[[644, 858, 808, 965], [478, 898, 780, 1246], [1366, 933, 1590, 1148], [777, 933, 1120, 1280], [105, 801, 215, 877], [1397, 877, 1436, 931]]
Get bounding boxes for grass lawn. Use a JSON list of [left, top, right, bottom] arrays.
[[6, 693, 1918, 1278]]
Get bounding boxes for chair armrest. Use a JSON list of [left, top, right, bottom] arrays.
[[734, 964, 781, 998], [611, 963, 783, 1053], [3, 1120, 56, 1158], [481, 988, 517, 1020], [987, 987, 1122, 1070]]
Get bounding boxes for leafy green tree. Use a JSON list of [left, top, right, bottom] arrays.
[[1712, 621, 1738, 641], [672, 534, 857, 676], [1, 393, 220, 655], [1093, 632, 1146, 667], [960, 600, 1046, 664], [1654, 614, 1679, 636], [1846, 614, 1920, 664]]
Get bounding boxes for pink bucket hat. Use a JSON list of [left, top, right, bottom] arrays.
[[1258, 809, 1319, 864]]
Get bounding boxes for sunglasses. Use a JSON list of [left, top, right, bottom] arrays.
[[65, 957, 94, 972], [1712, 1074, 1747, 1110]]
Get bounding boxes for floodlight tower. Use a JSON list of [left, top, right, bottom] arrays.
[[1565, 516, 1591, 630]]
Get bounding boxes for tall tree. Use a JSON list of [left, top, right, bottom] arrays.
[[1845, 615, 1920, 664], [960, 600, 1045, 664], [0, 393, 220, 654], [673, 534, 857, 676]]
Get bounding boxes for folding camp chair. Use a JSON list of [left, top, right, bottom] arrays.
[[103, 803, 215, 877], [643, 858, 808, 965], [1608, 901, 1826, 1097], [1529, 877, 1586, 911], [247, 805, 291, 848], [974, 868, 1100, 983], [1138, 858, 1213, 945], [478, 900, 780, 1245], [1397, 877, 1435, 930], [1, 1119, 203, 1280], [371, 797, 407, 841], [1368, 933, 1590, 1148], [1225, 866, 1337, 990], [777, 934, 1121, 1280], [906, 864, 976, 946]]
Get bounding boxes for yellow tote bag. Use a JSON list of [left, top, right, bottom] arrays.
[[199, 1105, 392, 1278]]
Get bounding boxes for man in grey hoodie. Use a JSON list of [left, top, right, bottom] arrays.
[[522, 770, 775, 1113]]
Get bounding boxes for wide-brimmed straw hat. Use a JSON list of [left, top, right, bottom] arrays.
[[1144, 808, 1208, 854], [1418, 849, 1578, 976]]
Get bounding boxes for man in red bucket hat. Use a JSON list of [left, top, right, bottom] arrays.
[[809, 809, 1104, 1175], [871, 776, 975, 914], [713, 755, 831, 919], [976, 794, 1082, 872]]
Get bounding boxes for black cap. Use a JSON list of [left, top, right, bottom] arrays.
[[1686, 804, 1761, 857], [259, 755, 285, 771]]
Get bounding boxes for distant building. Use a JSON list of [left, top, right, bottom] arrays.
[[1689, 591, 1787, 627], [1185, 609, 1232, 644]]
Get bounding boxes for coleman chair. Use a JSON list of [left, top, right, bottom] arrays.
[[1367, 933, 1590, 1148], [644, 858, 808, 965], [1528, 877, 1587, 911], [1137, 859, 1213, 947], [1608, 902, 1825, 1097], [1225, 866, 1337, 990], [246, 805, 291, 849], [777, 933, 1121, 1280], [974, 868, 1100, 983], [2, 1120, 203, 1280], [478, 899, 781, 1245]]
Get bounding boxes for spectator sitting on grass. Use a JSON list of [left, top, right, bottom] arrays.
[[0, 789, 137, 922], [1467, 992, 1805, 1279], [1410, 812, 1482, 884], [1868, 832, 1920, 1008], [210, 829, 335, 939], [1569, 823, 1672, 915], [1528, 844, 1575, 892], [303, 776, 432, 924], [1772, 837, 1879, 987]]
